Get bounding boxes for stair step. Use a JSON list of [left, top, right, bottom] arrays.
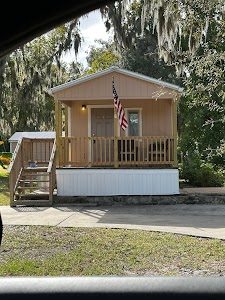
[[15, 191, 49, 196], [13, 199, 51, 206], [22, 173, 49, 176], [19, 179, 49, 183], [24, 167, 48, 172], [15, 193, 50, 201], [16, 186, 49, 190]]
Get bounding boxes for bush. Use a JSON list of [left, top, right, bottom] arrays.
[[0, 152, 12, 160], [0, 156, 10, 164], [180, 155, 225, 187], [0, 152, 12, 165]]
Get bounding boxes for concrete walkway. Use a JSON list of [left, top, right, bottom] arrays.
[[181, 187, 225, 194], [1, 203, 225, 240]]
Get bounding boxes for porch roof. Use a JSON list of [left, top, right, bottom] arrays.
[[8, 131, 56, 142], [48, 66, 184, 95]]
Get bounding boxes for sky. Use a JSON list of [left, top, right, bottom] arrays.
[[63, 9, 111, 68]]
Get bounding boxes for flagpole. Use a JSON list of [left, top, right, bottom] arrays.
[[113, 76, 118, 168]]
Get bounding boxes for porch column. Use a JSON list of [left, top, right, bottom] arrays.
[[114, 106, 118, 168], [64, 105, 69, 164], [55, 100, 62, 167], [64, 105, 68, 137], [172, 98, 178, 167]]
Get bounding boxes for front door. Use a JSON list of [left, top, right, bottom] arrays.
[[91, 108, 114, 163]]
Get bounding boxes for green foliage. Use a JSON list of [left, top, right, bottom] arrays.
[[67, 62, 85, 81], [120, 34, 180, 84], [0, 152, 12, 159], [100, 1, 143, 50], [180, 154, 224, 187], [0, 20, 82, 137], [178, 16, 225, 167], [101, 1, 180, 83], [85, 39, 120, 74], [139, 0, 225, 75], [0, 167, 9, 205], [0, 152, 11, 165]]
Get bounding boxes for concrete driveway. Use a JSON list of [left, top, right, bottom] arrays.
[[1, 204, 225, 240]]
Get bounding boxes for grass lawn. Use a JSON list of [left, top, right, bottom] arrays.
[[1, 225, 225, 276], [0, 166, 9, 205], [1, 164, 225, 277]]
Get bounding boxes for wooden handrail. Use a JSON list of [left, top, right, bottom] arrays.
[[9, 137, 56, 206], [47, 139, 57, 204], [8, 138, 24, 206], [47, 139, 56, 173], [58, 136, 175, 167], [8, 138, 23, 173]]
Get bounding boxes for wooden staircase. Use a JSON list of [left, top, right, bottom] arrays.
[[14, 166, 52, 205], [8, 137, 56, 207]]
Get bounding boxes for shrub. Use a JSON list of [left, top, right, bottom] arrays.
[[0, 156, 11, 164], [180, 155, 224, 187]]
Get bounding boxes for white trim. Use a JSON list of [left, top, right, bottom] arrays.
[[124, 108, 143, 137]]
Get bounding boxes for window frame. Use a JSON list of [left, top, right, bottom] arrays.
[[124, 108, 143, 137]]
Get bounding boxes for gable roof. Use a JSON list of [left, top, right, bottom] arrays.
[[48, 66, 183, 95], [9, 131, 56, 142]]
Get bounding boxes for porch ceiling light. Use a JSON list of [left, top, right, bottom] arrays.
[[82, 105, 86, 111]]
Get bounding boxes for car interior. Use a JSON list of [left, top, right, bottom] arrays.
[[0, 0, 225, 299]]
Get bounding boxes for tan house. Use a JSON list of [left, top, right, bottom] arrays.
[[8, 66, 183, 206]]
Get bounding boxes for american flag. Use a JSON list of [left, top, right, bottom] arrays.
[[112, 79, 128, 130]]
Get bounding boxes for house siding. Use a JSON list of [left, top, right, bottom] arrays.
[[55, 72, 177, 101], [66, 99, 172, 138]]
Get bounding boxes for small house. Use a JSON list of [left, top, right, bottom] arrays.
[[8, 66, 183, 206]]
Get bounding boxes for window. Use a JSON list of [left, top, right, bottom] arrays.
[[128, 111, 139, 136], [125, 108, 142, 137]]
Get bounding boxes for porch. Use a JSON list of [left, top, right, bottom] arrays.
[[57, 136, 176, 167], [8, 135, 178, 206], [56, 135, 178, 197]]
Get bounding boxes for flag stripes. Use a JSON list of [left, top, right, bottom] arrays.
[[112, 79, 128, 131]]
